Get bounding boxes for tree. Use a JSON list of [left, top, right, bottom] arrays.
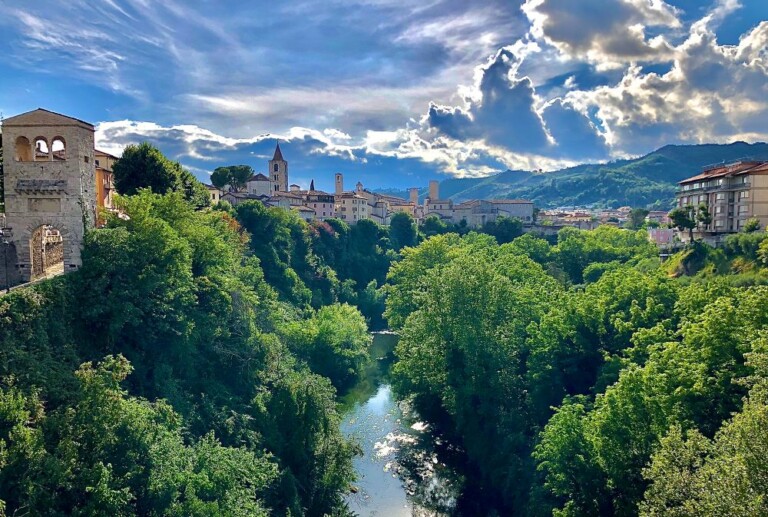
[[743, 217, 761, 233], [482, 216, 523, 244], [210, 167, 231, 190], [211, 165, 254, 192], [696, 203, 712, 232], [421, 215, 450, 237], [669, 205, 696, 242], [389, 212, 417, 250], [627, 208, 650, 229], [282, 303, 371, 391], [113, 142, 209, 208]]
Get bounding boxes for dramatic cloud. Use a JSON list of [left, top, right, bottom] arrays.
[[1, 0, 766, 185]]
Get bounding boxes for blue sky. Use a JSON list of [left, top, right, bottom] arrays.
[[1, 0, 766, 191]]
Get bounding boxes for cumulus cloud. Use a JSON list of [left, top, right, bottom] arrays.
[[3, 0, 767, 182], [423, 48, 609, 162], [522, 0, 681, 67], [564, 16, 768, 153]]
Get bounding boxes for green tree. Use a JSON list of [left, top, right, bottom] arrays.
[[696, 203, 712, 232], [282, 303, 371, 391], [482, 216, 523, 244], [669, 205, 696, 241], [113, 142, 209, 208], [210, 167, 231, 190], [421, 215, 450, 237], [211, 165, 254, 192], [743, 217, 761, 233], [627, 208, 650, 229], [389, 212, 417, 250]]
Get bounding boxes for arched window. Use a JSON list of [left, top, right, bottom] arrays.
[[14, 136, 32, 161], [51, 137, 66, 160], [273, 163, 279, 172], [33, 137, 50, 161]]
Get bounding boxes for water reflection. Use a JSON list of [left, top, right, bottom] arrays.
[[341, 333, 460, 517]]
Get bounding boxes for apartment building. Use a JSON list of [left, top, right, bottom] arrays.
[[676, 161, 768, 240]]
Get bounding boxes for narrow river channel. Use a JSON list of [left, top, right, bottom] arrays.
[[340, 333, 460, 516]]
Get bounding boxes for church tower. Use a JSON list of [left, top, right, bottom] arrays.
[[269, 142, 288, 193]]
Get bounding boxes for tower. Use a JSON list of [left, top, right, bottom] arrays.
[[409, 187, 419, 205], [429, 180, 439, 200], [335, 173, 344, 196], [1, 108, 97, 284], [269, 142, 288, 193]]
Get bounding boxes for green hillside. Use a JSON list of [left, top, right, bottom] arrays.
[[378, 142, 768, 209]]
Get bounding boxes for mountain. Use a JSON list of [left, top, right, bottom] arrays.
[[377, 142, 768, 209]]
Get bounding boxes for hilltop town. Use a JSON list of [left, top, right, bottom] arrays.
[[207, 142, 535, 228]]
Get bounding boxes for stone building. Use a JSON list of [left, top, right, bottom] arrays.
[[94, 149, 117, 224], [1, 108, 97, 285]]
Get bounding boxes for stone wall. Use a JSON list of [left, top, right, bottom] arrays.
[[2, 109, 97, 285]]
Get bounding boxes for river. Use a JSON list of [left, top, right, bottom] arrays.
[[340, 333, 460, 517]]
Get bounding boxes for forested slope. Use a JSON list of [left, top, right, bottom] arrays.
[[0, 191, 397, 516], [382, 142, 768, 208], [386, 225, 768, 515]]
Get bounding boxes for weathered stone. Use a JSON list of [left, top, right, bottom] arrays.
[[2, 108, 97, 284]]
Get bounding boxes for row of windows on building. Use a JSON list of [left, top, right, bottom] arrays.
[[13, 136, 67, 161], [680, 190, 750, 205], [681, 176, 749, 191]]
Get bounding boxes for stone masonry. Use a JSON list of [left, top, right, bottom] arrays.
[[1, 108, 97, 284]]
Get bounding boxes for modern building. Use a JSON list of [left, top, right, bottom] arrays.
[[676, 161, 768, 240]]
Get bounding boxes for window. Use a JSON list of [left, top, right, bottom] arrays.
[[740, 191, 749, 200], [14, 136, 32, 161], [739, 205, 749, 214], [33, 137, 50, 161], [716, 193, 725, 200], [273, 163, 279, 172], [51, 136, 66, 160], [715, 220, 724, 228]]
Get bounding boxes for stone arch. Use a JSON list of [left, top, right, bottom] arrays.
[[20, 219, 73, 282], [14, 136, 33, 162], [51, 136, 67, 160], [33, 136, 50, 161]]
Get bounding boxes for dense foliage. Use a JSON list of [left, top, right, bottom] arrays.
[[386, 224, 768, 515], [0, 191, 365, 515], [113, 142, 210, 208]]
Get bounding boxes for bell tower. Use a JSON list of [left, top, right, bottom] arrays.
[[268, 142, 288, 193]]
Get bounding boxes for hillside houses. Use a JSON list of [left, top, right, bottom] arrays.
[[207, 146, 535, 228]]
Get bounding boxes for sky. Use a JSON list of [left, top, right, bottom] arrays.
[[0, 0, 767, 191]]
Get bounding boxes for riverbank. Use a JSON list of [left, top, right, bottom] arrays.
[[341, 333, 460, 516]]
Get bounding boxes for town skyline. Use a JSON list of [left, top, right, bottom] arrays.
[[1, 1, 767, 191]]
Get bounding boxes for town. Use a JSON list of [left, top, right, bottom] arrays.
[[4, 108, 768, 291]]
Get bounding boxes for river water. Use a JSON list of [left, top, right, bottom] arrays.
[[340, 333, 460, 517]]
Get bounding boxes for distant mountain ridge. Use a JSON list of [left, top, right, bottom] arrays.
[[378, 142, 768, 209]]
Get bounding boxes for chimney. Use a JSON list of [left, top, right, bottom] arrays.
[[335, 173, 343, 196], [429, 180, 439, 201], [409, 188, 418, 205]]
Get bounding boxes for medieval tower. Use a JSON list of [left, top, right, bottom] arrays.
[[269, 142, 288, 193], [1, 109, 97, 284]]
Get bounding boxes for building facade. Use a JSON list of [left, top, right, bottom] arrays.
[[676, 161, 768, 240], [1, 108, 98, 285]]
